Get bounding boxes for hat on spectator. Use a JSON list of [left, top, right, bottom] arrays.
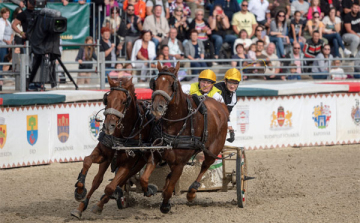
[[199, 69, 216, 83], [101, 27, 111, 34]]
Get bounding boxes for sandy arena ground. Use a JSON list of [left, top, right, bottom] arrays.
[[1, 144, 359, 223]]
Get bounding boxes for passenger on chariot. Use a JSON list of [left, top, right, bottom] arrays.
[[182, 69, 224, 103], [214, 68, 241, 142]]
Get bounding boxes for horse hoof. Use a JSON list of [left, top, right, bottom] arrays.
[[70, 209, 82, 219], [160, 203, 171, 214], [186, 192, 196, 202], [91, 205, 103, 215], [74, 187, 87, 202]]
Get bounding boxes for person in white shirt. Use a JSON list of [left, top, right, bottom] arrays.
[[248, 0, 270, 27], [233, 29, 253, 54], [160, 27, 184, 59], [146, 0, 170, 19]]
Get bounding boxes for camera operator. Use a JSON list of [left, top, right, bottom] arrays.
[[11, 0, 35, 43], [143, 4, 169, 50], [124, 4, 143, 59]]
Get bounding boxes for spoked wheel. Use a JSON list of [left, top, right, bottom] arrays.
[[236, 147, 248, 208]]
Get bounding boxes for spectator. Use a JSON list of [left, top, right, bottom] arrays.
[[168, 6, 190, 43], [146, 0, 170, 19], [143, 5, 170, 50], [109, 63, 132, 79], [342, 0, 355, 16], [123, 0, 147, 20], [160, 27, 185, 59], [189, 8, 215, 63], [11, 7, 23, 46], [269, 10, 289, 58], [159, 45, 177, 67], [184, 29, 206, 75], [124, 4, 143, 59], [251, 40, 269, 76], [169, 0, 191, 18], [248, 44, 257, 60], [100, 27, 116, 71], [321, 0, 342, 17], [233, 29, 252, 54], [131, 30, 156, 80], [263, 43, 285, 80], [307, 0, 322, 20], [323, 8, 352, 57], [232, 1, 258, 38], [75, 36, 97, 85], [0, 7, 13, 71], [209, 5, 237, 60], [312, 44, 333, 79], [330, 59, 346, 80], [283, 42, 305, 75], [268, 0, 291, 19], [211, 0, 241, 22], [248, 0, 270, 27], [287, 63, 301, 80], [304, 30, 325, 58], [304, 11, 325, 40], [289, 11, 306, 50], [105, 0, 119, 17], [231, 43, 250, 79], [342, 3, 360, 56], [291, 0, 309, 17], [252, 25, 270, 48], [354, 51, 360, 78], [12, 0, 34, 43], [103, 6, 123, 38]]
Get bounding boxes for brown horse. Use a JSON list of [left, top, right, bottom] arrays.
[[141, 62, 229, 213], [71, 77, 156, 219]]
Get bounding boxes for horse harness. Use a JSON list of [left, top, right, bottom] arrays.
[[151, 72, 217, 159], [99, 86, 154, 172]]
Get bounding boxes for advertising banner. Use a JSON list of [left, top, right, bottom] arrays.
[[0, 106, 51, 168], [336, 93, 360, 144], [49, 102, 103, 162]]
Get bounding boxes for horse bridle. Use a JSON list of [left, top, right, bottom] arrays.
[[149, 71, 178, 104], [102, 86, 132, 128]]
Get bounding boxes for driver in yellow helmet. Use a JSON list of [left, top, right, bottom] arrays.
[[182, 69, 224, 103], [214, 68, 241, 142]]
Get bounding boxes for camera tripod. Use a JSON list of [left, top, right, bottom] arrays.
[[28, 54, 78, 90]]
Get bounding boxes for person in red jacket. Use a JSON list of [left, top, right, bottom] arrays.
[[303, 30, 325, 58]]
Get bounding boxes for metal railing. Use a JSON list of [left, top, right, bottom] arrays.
[[1, 44, 359, 92]]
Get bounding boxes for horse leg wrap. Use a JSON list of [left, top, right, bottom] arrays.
[[144, 184, 158, 197], [188, 181, 201, 192], [74, 169, 87, 187]]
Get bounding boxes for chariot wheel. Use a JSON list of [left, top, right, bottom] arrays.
[[236, 147, 248, 208]]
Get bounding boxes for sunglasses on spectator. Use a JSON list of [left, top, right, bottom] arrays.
[[293, 47, 300, 49], [175, 9, 182, 12], [314, 16, 320, 18], [324, 48, 331, 50], [278, 14, 285, 17], [242, 4, 248, 7], [127, 9, 134, 11]]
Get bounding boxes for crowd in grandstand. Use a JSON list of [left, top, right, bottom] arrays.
[[1, 0, 360, 88]]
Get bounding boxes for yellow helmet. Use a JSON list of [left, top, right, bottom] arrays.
[[199, 69, 216, 82], [224, 68, 241, 82]]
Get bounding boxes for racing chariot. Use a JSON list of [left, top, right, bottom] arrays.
[[71, 62, 250, 219]]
